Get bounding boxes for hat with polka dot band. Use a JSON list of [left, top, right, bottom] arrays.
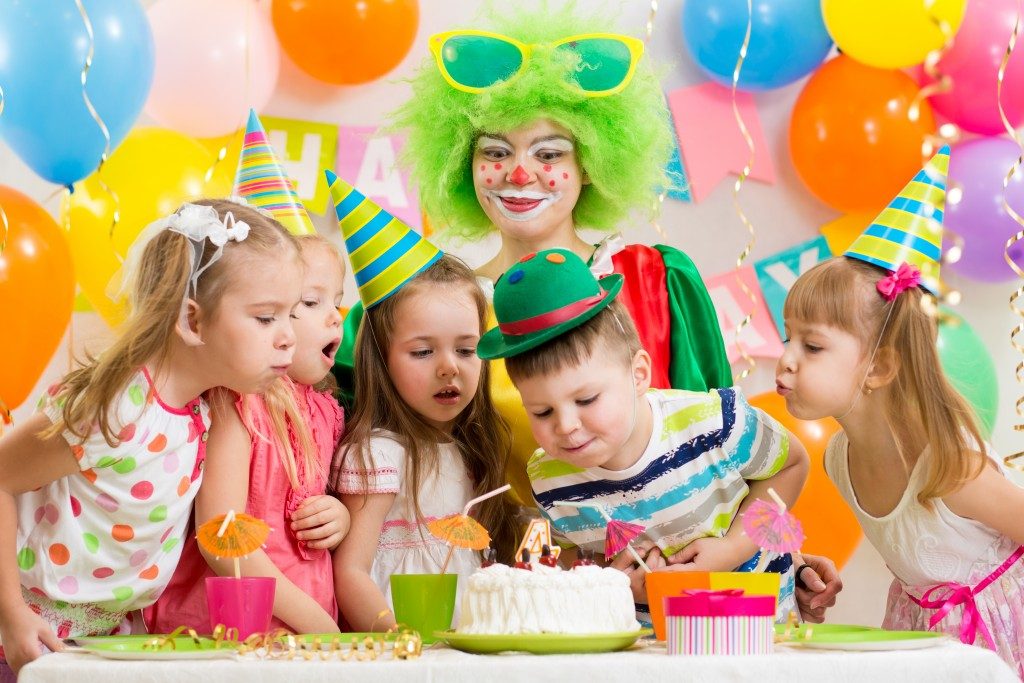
[[478, 248, 623, 359]]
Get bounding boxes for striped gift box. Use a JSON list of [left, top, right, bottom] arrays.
[[665, 589, 775, 655]]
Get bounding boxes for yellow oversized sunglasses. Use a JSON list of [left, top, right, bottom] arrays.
[[428, 29, 644, 97]]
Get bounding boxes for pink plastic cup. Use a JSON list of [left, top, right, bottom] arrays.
[[205, 576, 275, 638]]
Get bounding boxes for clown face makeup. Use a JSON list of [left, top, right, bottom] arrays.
[[472, 119, 586, 244]]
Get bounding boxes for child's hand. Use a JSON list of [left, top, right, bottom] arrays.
[[0, 603, 63, 674], [664, 536, 750, 572], [608, 542, 668, 604], [291, 495, 351, 550], [793, 553, 843, 623]]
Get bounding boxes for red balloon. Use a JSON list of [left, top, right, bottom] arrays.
[[271, 0, 419, 85], [789, 55, 936, 213], [0, 186, 75, 409], [749, 391, 862, 569]]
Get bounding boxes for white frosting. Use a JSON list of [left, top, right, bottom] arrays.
[[457, 563, 640, 634]]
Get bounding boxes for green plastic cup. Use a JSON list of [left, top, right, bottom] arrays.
[[390, 573, 457, 644]]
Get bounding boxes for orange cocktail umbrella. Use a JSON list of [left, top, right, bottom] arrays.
[[426, 484, 510, 574], [197, 510, 270, 578]]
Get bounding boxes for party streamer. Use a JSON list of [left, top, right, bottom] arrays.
[[641, 0, 670, 240], [913, 2, 964, 306], [730, 0, 758, 382], [204, 0, 253, 190], [998, 0, 1024, 469], [74, 0, 120, 247]]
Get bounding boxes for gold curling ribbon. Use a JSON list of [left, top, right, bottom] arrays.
[[224, 622, 420, 661], [998, 0, 1024, 470], [202, 0, 253, 191], [640, 0, 670, 241], [909, 1, 956, 125], [729, 0, 758, 383], [775, 611, 814, 643], [73, 0, 120, 252], [912, 2, 964, 308], [143, 625, 203, 651]]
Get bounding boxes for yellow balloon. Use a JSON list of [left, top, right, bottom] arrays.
[[822, 0, 966, 69], [64, 127, 232, 327], [819, 212, 876, 255]]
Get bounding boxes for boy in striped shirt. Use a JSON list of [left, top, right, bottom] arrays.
[[478, 249, 809, 621]]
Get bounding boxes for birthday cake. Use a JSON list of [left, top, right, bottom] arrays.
[[457, 558, 640, 635]]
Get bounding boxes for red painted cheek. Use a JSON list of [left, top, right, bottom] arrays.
[[563, 172, 569, 180], [549, 180, 556, 187], [494, 163, 503, 170], [480, 164, 486, 171], [485, 177, 493, 185], [543, 165, 552, 173]]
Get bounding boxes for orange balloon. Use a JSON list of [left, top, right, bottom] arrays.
[[789, 55, 936, 213], [0, 186, 75, 409], [271, 0, 419, 85], [749, 391, 862, 569]]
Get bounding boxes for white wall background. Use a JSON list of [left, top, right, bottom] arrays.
[[3, 0, 1022, 627]]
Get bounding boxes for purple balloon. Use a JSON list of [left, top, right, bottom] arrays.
[[946, 137, 1024, 282]]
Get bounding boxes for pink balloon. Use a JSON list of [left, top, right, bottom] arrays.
[[922, 0, 1024, 135], [144, 0, 279, 138]]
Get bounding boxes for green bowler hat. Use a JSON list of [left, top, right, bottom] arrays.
[[478, 248, 623, 360]]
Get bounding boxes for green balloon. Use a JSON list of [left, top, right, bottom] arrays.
[[937, 308, 998, 438]]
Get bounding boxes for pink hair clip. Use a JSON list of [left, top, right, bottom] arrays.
[[876, 263, 921, 301]]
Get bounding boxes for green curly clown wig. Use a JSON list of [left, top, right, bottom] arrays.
[[389, 2, 675, 241]]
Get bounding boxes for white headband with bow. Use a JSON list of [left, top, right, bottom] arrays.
[[107, 202, 252, 345]]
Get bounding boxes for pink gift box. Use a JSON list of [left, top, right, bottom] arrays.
[[664, 589, 774, 655]]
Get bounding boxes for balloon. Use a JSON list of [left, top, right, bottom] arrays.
[[64, 128, 232, 327], [789, 55, 936, 213], [749, 391, 861, 569], [936, 309, 998, 438], [0, 0, 154, 186], [819, 213, 876, 255], [271, 0, 419, 85], [144, 0, 279, 138], [944, 137, 1024, 282], [821, 0, 966, 69], [921, 0, 1024, 135], [682, 0, 833, 91], [0, 186, 75, 409]]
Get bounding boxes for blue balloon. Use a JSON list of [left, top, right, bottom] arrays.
[[0, 0, 154, 186], [682, 0, 833, 91]]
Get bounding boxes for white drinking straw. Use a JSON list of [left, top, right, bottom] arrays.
[[439, 484, 513, 574]]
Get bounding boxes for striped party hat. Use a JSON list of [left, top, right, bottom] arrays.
[[325, 169, 442, 308], [234, 110, 315, 236], [844, 146, 949, 295]]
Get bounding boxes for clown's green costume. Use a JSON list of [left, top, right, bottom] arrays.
[[333, 7, 730, 505]]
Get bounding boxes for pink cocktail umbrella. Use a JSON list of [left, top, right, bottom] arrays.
[[553, 500, 650, 572], [741, 488, 804, 571], [605, 519, 647, 559]]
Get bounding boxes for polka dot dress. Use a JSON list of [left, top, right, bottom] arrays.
[[13, 368, 209, 637]]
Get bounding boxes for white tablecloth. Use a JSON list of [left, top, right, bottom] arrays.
[[18, 639, 1019, 683]]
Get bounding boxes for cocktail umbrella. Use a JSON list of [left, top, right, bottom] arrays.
[[741, 488, 804, 571], [427, 484, 510, 574], [196, 509, 270, 578], [553, 500, 651, 572]]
